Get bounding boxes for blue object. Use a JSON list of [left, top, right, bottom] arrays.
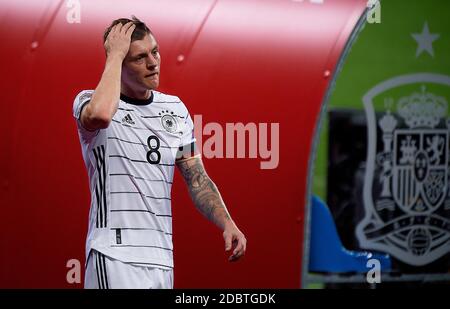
[[309, 196, 392, 273]]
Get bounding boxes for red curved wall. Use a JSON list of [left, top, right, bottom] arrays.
[[0, 0, 366, 288]]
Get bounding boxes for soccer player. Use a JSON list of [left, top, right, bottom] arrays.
[[73, 17, 247, 289]]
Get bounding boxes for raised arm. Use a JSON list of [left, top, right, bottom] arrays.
[[176, 155, 247, 262], [80, 22, 135, 131]]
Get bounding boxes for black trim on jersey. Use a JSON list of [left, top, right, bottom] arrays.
[[77, 100, 90, 122], [109, 154, 147, 163], [117, 107, 135, 112], [109, 154, 175, 166], [101, 146, 107, 227], [109, 158, 172, 184], [140, 115, 160, 119], [110, 227, 173, 235], [110, 209, 172, 218], [101, 253, 109, 289], [94, 181, 102, 228], [120, 92, 154, 106], [109, 173, 173, 185], [111, 118, 167, 132], [93, 148, 102, 228], [96, 252, 109, 289], [152, 100, 180, 104], [176, 141, 197, 161], [108, 136, 143, 146], [93, 146, 107, 228], [108, 136, 178, 149], [111, 244, 173, 251], [120, 262, 174, 269], [110, 191, 171, 201], [141, 114, 184, 119], [95, 254, 102, 289], [116, 229, 122, 244], [76, 99, 101, 135], [95, 254, 105, 289]]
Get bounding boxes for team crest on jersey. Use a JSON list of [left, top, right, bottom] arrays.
[[160, 111, 178, 133], [356, 74, 450, 266]]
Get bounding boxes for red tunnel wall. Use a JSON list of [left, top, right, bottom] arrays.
[[0, 0, 366, 288]]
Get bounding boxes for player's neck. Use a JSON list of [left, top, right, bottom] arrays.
[[120, 87, 152, 100]]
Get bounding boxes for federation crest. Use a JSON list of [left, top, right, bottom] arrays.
[[356, 73, 450, 266], [160, 112, 178, 133]]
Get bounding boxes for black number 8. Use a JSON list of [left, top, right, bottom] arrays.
[[146, 135, 161, 164]]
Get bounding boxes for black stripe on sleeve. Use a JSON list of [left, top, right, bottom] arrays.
[[100, 145, 107, 227], [95, 253, 104, 289], [93, 148, 104, 228], [93, 146, 108, 228], [101, 253, 109, 289], [94, 181, 101, 228]]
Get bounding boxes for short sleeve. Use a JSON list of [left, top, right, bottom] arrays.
[[176, 100, 198, 160], [73, 90, 94, 119], [180, 111, 196, 147], [72, 90, 98, 143]]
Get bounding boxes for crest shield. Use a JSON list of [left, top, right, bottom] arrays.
[[356, 73, 450, 266]]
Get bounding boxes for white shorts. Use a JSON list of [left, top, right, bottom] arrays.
[[84, 250, 174, 289]]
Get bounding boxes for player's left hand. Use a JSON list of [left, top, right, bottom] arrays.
[[223, 222, 247, 262]]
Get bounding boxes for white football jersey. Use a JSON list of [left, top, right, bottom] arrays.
[[73, 89, 196, 270]]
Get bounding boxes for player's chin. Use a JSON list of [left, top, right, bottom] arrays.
[[143, 79, 159, 90]]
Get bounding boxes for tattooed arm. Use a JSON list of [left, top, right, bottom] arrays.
[[176, 154, 247, 262]]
